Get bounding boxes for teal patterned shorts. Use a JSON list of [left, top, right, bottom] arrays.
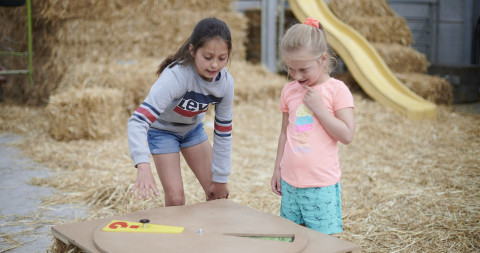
[[280, 179, 343, 234]]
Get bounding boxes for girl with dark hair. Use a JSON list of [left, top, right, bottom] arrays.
[[128, 17, 234, 206]]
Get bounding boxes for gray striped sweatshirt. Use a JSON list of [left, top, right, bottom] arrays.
[[127, 63, 234, 183]]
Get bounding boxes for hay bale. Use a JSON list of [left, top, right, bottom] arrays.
[[46, 87, 124, 140], [37, 0, 233, 21], [373, 43, 429, 73], [345, 16, 413, 45], [395, 73, 453, 105], [328, 0, 396, 19], [227, 60, 286, 102], [48, 11, 247, 62], [1, 0, 248, 105], [47, 58, 160, 115], [244, 9, 262, 64]]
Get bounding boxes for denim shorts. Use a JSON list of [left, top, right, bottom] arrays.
[[147, 123, 208, 154], [280, 179, 343, 234]]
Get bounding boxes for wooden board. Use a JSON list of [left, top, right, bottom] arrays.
[[51, 199, 360, 253]]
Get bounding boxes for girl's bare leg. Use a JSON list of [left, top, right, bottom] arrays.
[[152, 153, 185, 206], [181, 140, 213, 198]]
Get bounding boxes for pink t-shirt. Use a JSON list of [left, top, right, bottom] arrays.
[[279, 78, 354, 188]]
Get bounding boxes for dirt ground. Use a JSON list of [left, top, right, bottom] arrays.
[[0, 132, 87, 253]]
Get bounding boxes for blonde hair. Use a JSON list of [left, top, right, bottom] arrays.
[[281, 22, 336, 74]]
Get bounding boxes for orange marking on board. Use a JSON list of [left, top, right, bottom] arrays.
[[109, 221, 128, 229], [102, 220, 184, 234]]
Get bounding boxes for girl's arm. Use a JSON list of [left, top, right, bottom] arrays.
[[302, 84, 355, 144], [210, 72, 234, 184], [131, 163, 159, 200], [209, 72, 234, 199], [128, 70, 183, 199], [271, 112, 289, 195]]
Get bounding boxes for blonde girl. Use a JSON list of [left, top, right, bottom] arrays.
[[271, 17, 355, 234]]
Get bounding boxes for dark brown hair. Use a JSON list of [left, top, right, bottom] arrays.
[[156, 17, 232, 76]]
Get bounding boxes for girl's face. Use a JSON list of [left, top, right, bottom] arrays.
[[190, 38, 229, 82], [283, 49, 328, 87]]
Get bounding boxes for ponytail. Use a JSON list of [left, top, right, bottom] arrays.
[[156, 40, 191, 76]]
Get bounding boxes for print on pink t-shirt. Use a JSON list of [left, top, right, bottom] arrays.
[[294, 103, 313, 154], [279, 78, 354, 188]]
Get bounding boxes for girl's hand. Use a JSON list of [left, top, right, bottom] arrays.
[[131, 163, 159, 200], [208, 182, 229, 200], [302, 84, 355, 144], [302, 84, 323, 111], [271, 169, 282, 196]]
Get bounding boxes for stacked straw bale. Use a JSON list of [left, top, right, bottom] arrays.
[[328, 0, 396, 17], [1, 0, 248, 106], [345, 17, 413, 45], [227, 60, 287, 103], [46, 87, 123, 141], [2, 0, 252, 140], [329, 0, 452, 104], [372, 43, 429, 73], [396, 73, 452, 105], [328, 0, 412, 45]]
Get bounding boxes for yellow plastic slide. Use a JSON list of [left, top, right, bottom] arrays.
[[288, 0, 437, 120]]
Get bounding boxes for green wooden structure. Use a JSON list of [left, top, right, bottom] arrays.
[[0, 0, 33, 86]]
